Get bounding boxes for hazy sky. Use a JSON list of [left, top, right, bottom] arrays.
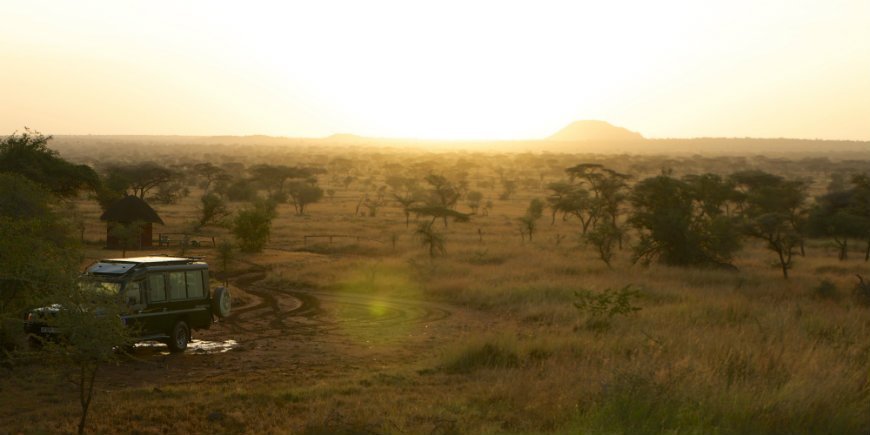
[[1, 1, 868, 140]]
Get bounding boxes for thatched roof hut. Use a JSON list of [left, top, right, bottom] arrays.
[[100, 195, 164, 225], [100, 196, 163, 249]]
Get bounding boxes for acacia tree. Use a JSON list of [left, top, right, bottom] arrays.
[[415, 221, 445, 258], [585, 223, 622, 268], [733, 171, 808, 278], [847, 174, 870, 261], [199, 193, 230, 227], [249, 164, 325, 200], [286, 180, 324, 215], [394, 192, 420, 227], [518, 198, 545, 241], [466, 191, 484, 215], [193, 162, 230, 192], [423, 174, 462, 227], [629, 173, 740, 268], [104, 162, 175, 199], [549, 164, 628, 237]]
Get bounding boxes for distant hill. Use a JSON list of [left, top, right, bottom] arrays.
[[548, 120, 644, 142], [323, 133, 367, 142]]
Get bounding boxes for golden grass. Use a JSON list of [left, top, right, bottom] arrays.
[[3, 162, 870, 433]]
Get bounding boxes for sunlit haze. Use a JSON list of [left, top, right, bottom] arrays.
[[1, 1, 868, 140]]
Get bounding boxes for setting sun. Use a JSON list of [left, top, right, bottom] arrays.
[[1, 1, 869, 140]]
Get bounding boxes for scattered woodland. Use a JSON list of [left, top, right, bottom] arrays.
[[2, 131, 870, 433]]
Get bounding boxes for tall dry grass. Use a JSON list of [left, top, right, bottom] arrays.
[[4, 157, 870, 433]]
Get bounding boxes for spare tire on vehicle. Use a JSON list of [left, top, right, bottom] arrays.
[[212, 286, 231, 318]]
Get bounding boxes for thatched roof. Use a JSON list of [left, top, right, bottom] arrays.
[[100, 195, 164, 224]]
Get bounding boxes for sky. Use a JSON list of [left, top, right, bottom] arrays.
[[1, 0, 868, 141]]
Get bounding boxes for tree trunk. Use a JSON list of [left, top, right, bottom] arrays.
[[78, 363, 98, 435], [836, 237, 848, 261]]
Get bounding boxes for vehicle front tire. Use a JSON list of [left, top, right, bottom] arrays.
[[168, 320, 190, 353]]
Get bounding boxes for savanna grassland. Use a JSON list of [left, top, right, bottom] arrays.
[[2, 138, 870, 434]]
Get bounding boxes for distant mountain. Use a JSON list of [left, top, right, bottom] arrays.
[[548, 120, 644, 142]]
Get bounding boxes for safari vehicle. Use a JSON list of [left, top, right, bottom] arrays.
[[24, 256, 231, 352]]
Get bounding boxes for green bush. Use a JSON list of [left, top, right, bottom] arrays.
[[574, 285, 641, 331], [812, 279, 840, 300]]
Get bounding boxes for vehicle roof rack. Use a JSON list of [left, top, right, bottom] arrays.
[[85, 256, 207, 275]]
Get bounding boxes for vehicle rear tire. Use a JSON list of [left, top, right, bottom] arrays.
[[212, 287, 231, 318], [168, 320, 190, 353]]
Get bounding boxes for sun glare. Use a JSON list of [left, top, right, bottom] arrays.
[[0, 1, 868, 140]]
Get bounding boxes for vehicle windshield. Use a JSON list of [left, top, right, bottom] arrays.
[[78, 278, 123, 295]]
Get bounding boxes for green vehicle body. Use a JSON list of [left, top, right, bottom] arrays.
[[25, 256, 230, 352]]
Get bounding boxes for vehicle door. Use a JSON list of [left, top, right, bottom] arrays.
[[121, 278, 146, 335], [140, 271, 174, 336]]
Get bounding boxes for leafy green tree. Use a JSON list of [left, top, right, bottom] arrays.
[[193, 162, 230, 192], [219, 177, 258, 202], [425, 174, 460, 208], [408, 206, 471, 228], [249, 164, 324, 198], [415, 221, 445, 258], [231, 200, 277, 253], [44, 285, 132, 435], [0, 128, 99, 197], [518, 198, 545, 241], [0, 173, 80, 353], [466, 191, 484, 214], [565, 163, 630, 231], [149, 180, 189, 204], [499, 179, 517, 200], [199, 192, 230, 227], [109, 220, 146, 258], [103, 162, 175, 200], [546, 181, 574, 224], [733, 171, 808, 278], [585, 223, 623, 268], [847, 174, 870, 260], [393, 192, 421, 227], [286, 180, 324, 215], [629, 173, 740, 268], [683, 173, 739, 218], [807, 190, 870, 260]]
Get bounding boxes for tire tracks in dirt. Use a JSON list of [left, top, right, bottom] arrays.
[[219, 266, 453, 349]]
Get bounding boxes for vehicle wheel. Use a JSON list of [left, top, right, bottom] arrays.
[[168, 321, 190, 353], [212, 287, 231, 318]]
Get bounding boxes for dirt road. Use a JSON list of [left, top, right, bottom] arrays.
[[114, 266, 461, 388]]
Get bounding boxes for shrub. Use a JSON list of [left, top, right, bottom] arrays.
[[812, 279, 840, 300], [574, 285, 641, 331], [442, 340, 520, 374], [853, 275, 870, 307], [231, 200, 277, 253]]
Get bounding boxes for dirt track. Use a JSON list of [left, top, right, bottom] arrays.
[[112, 266, 461, 388]]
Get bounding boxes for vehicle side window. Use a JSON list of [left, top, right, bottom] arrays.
[[186, 270, 204, 299], [168, 271, 186, 300], [125, 281, 142, 305], [148, 273, 166, 302]]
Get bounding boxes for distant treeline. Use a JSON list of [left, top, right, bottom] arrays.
[[35, 134, 870, 157]]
